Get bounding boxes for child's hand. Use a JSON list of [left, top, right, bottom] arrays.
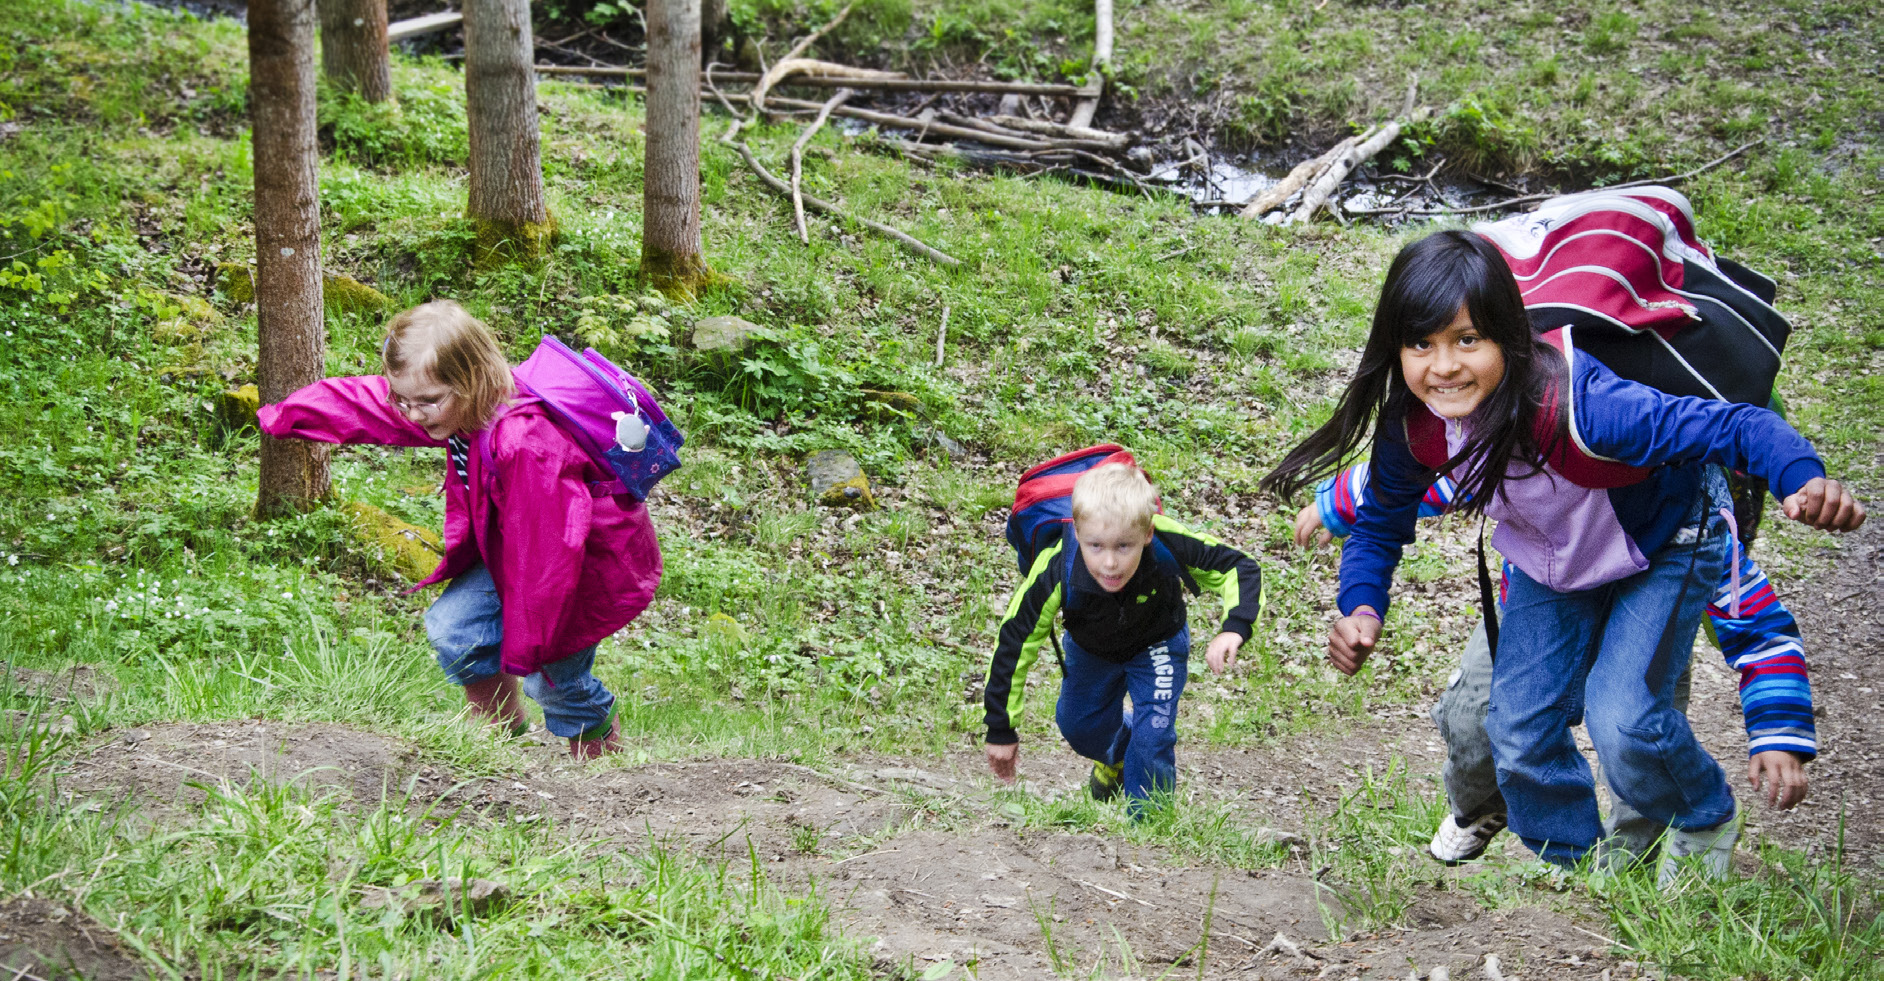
[[1205, 631, 1244, 674], [1328, 609, 1381, 676], [1748, 750, 1809, 810], [1782, 477, 1866, 531], [1293, 503, 1334, 548], [985, 741, 1019, 783]]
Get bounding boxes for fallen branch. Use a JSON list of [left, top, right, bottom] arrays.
[[1073, 877, 1157, 908], [731, 139, 960, 266], [1345, 138, 1767, 217], [792, 89, 853, 243], [1068, 0, 1114, 129], [539, 63, 1082, 95], [751, 3, 854, 115], [934, 304, 950, 367], [1287, 110, 1424, 225], [988, 114, 1129, 148], [388, 10, 461, 42], [766, 96, 1109, 151], [1239, 131, 1368, 219]]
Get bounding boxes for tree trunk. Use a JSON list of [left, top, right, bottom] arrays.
[[318, 0, 391, 102], [250, 0, 332, 517], [701, 0, 729, 65], [641, 0, 712, 296], [463, 0, 553, 264]]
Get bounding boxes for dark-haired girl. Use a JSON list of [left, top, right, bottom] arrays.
[[1263, 230, 1864, 875]]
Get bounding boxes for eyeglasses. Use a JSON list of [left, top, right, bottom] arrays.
[[386, 389, 450, 417]]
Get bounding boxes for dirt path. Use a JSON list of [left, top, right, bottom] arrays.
[[60, 720, 1612, 979]]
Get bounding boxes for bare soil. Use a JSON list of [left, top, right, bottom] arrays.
[[0, 898, 149, 981]]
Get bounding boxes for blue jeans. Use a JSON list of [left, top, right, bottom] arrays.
[[424, 564, 616, 738], [1489, 526, 1734, 866], [1055, 627, 1190, 815]]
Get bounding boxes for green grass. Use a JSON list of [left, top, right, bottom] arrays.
[[0, 0, 1880, 976]]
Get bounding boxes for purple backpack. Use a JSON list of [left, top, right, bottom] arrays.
[[480, 336, 684, 503]]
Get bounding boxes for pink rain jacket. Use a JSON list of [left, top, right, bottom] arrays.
[[257, 375, 663, 676]]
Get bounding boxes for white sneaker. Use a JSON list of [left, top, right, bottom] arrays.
[[1657, 807, 1739, 889], [1427, 812, 1508, 865]]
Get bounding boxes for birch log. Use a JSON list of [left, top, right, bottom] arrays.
[[1067, 0, 1112, 129]]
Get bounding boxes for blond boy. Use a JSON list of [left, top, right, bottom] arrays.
[[983, 464, 1264, 814]]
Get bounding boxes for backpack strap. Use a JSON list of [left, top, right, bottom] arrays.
[[474, 399, 631, 500]]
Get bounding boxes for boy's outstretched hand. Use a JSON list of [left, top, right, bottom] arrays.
[[985, 741, 1018, 783], [1748, 750, 1808, 809], [1783, 477, 1866, 531], [1205, 631, 1244, 674], [1328, 608, 1382, 675], [1293, 503, 1333, 548]]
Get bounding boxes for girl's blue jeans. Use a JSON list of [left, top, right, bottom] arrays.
[[1055, 627, 1190, 817], [1489, 520, 1735, 867], [424, 564, 616, 739]]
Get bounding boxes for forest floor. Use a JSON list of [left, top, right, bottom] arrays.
[[1, 0, 1881, 978]]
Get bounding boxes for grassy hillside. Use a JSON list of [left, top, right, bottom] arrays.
[[0, 0, 1880, 977]]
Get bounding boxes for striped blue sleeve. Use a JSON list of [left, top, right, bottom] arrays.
[[1316, 463, 1462, 540], [1707, 550, 1816, 759]]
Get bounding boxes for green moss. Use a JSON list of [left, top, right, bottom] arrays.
[[218, 383, 260, 434], [215, 261, 254, 304], [211, 263, 391, 315], [472, 212, 559, 267], [640, 246, 725, 301], [342, 501, 443, 582], [320, 271, 392, 315]]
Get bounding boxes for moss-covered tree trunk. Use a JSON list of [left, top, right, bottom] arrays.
[[464, 0, 553, 264], [641, 0, 713, 296], [317, 0, 392, 102], [250, 0, 332, 517]]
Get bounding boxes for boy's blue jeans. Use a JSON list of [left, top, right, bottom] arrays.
[[1489, 528, 1734, 867], [1055, 627, 1190, 815], [424, 564, 616, 739]]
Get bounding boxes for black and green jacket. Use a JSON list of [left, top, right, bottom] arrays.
[[983, 514, 1264, 744]]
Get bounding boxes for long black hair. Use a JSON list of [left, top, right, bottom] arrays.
[[1260, 230, 1563, 516]]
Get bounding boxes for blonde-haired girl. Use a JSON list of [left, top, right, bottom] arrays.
[[259, 300, 662, 758]]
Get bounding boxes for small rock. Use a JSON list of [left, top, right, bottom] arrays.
[[1256, 827, 1305, 848], [927, 429, 966, 460], [123, 729, 152, 745], [806, 450, 874, 509], [215, 262, 254, 303], [343, 502, 444, 582], [690, 315, 763, 356], [320, 271, 393, 315], [217, 384, 260, 434], [860, 389, 922, 417]]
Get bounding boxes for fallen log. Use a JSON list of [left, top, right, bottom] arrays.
[[388, 10, 462, 42], [535, 63, 1081, 96], [764, 96, 1114, 152], [988, 114, 1128, 148], [1285, 109, 1427, 226], [1068, 0, 1113, 129], [933, 111, 1043, 142], [1237, 129, 1370, 220]]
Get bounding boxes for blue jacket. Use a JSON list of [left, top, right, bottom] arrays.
[[1339, 352, 1824, 617]]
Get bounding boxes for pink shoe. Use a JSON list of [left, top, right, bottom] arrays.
[[463, 674, 528, 736], [568, 713, 621, 760]]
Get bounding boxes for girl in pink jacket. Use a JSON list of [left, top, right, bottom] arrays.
[[257, 301, 663, 759]]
